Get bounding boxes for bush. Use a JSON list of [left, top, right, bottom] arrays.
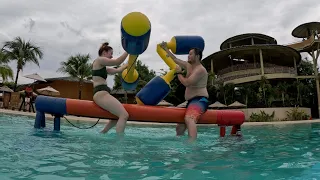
[[249, 110, 275, 122], [286, 107, 310, 120]]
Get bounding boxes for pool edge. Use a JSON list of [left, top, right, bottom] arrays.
[[1, 108, 319, 127]]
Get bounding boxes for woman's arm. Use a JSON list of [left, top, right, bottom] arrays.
[[106, 63, 128, 75], [96, 52, 128, 66]]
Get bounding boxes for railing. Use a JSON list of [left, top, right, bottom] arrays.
[[216, 63, 296, 83], [217, 63, 293, 75]]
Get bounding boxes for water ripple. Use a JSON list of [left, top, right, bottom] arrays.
[[0, 115, 320, 179]]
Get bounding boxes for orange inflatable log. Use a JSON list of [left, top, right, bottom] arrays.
[[35, 96, 245, 125]]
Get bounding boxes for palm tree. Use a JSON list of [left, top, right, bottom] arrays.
[[1, 37, 43, 91], [276, 82, 289, 107], [57, 53, 92, 99], [0, 51, 14, 82], [216, 82, 227, 105], [294, 79, 306, 106], [207, 71, 216, 86], [224, 83, 235, 104], [259, 76, 271, 106], [238, 83, 254, 106]]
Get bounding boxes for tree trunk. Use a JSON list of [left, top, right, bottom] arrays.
[[245, 94, 248, 106], [13, 68, 20, 92], [263, 88, 266, 106], [297, 84, 300, 104], [78, 80, 82, 99], [282, 92, 285, 107]]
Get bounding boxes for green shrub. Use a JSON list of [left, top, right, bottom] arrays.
[[249, 110, 275, 122], [286, 107, 310, 120]]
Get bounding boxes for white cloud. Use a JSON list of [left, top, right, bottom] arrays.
[[0, 0, 319, 88]]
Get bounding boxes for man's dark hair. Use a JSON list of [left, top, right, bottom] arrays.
[[191, 47, 203, 61]]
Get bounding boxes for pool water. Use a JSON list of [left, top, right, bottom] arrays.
[[1, 114, 320, 180]]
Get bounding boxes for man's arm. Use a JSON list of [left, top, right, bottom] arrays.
[[161, 43, 188, 69], [106, 63, 128, 75], [177, 68, 205, 87], [96, 52, 128, 66]]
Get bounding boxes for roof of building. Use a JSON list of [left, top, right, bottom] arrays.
[[202, 44, 301, 73], [220, 33, 277, 50], [292, 22, 320, 38]]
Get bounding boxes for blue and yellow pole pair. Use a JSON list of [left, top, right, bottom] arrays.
[[136, 36, 205, 105], [120, 12, 151, 90], [119, 11, 205, 105]]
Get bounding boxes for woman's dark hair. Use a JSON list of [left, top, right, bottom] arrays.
[[191, 47, 203, 61], [98, 42, 113, 56]]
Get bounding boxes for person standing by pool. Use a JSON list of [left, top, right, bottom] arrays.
[[92, 42, 129, 135], [161, 43, 209, 141]]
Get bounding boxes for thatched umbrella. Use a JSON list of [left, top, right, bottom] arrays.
[[209, 101, 227, 109], [157, 100, 174, 107], [228, 101, 247, 108], [0, 86, 13, 92], [177, 101, 187, 108], [37, 86, 60, 96]]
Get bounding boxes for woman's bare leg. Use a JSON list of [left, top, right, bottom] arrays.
[[94, 92, 129, 134], [100, 120, 117, 133]]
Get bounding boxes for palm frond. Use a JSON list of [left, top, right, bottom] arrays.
[[0, 64, 14, 81], [57, 53, 92, 80]]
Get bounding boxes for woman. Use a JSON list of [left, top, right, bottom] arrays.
[[92, 42, 129, 134]]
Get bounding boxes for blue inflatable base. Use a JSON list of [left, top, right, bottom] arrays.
[[136, 76, 170, 105]]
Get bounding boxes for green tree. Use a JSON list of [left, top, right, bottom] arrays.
[[1, 37, 43, 91], [113, 60, 156, 92], [224, 83, 235, 105], [296, 57, 317, 109], [238, 83, 256, 107], [0, 51, 14, 82], [57, 53, 92, 99], [276, 82, 290, 107], [216, 82, 227, 105], [258, 76, 273, 106], [297, 57, 315, 76]]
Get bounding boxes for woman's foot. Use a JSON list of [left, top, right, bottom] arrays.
[[100, 128, 108, 134], [100, 120, 117, 134]]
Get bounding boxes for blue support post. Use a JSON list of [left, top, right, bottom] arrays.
[[34, 95, 68, 131], [53, 115, 61, 131], [34, 111, 45, 129]]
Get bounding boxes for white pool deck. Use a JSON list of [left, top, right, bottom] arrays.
[[1, 108, 320, 127]]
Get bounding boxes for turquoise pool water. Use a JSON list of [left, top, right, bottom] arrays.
[[1, 114, 320, 180]]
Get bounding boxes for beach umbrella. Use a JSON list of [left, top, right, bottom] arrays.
[[23, 73, 46, 82], [228, 101, 247, 108], [157, 100, 174, 107], [37, 86, 60, 96], [177, 101, 187, 108], [209, 101, 227, 108]]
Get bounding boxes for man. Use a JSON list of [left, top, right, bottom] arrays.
[[160, 42, 209, 141]]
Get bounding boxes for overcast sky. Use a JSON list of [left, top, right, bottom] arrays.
[[0, 0, 319, 87]]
